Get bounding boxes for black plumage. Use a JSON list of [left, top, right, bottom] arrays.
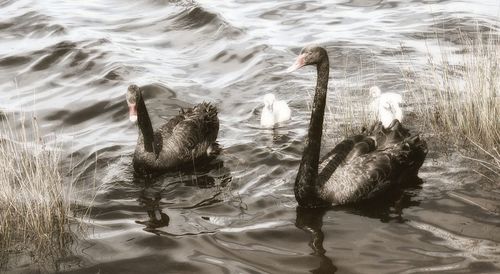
[[126, 85, 219, 174], [289, 46, 428, 207]]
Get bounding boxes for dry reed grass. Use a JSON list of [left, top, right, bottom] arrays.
[[321, 70, 373, 148], [402, 29, 500, 178], [0, 112, 87, 269]]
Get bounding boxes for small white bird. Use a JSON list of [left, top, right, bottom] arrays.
[[260, 93, 291, 128], [369, 86, 403, 128]]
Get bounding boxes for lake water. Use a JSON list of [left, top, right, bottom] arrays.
[[1, 0, 499, 273]]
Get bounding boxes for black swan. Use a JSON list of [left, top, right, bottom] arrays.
[[287, 46, 428, 207], [126, 84, 219, 174]]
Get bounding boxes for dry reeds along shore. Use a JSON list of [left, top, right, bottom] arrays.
[[321, 29, 498, 179], [0, 113, 74, 268], [402, 30, 499, 178]]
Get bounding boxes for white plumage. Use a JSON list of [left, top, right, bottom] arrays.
[[369, 86, 403, 128], [260, 93, 291, 128]]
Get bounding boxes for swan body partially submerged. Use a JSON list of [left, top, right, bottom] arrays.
[[260, 93, 291, 128], [126, 84, 220, 174], [288, 46, 427, 207], [369, 86, 403, 128]]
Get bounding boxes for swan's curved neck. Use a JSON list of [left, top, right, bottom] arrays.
[[136, 94, 155, 153], [295, 58, 330, 207]]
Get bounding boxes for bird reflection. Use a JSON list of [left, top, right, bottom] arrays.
[[133, 159, 231, 235], [295, 207, 337, 274], [295, 176, 423, 273], [135, 188, 170, 234], [272, 127, 291, 144]]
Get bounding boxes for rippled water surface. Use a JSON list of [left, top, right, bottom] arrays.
[[1, 0, 500, 273]]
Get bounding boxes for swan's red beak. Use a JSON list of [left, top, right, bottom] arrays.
[[128, 103, 137, 122], [286, 54, 306, 73]]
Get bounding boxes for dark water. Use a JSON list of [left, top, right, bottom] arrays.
[[1, 0, 500, 273]]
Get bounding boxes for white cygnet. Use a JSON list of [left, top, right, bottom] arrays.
[[369, 86, 403, 128], [260, 93, 291, 128]]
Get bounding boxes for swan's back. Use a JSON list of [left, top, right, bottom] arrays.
[[160, 102, 219, 157], [317, 122, 427, 204], [133, 102, 219, 173]]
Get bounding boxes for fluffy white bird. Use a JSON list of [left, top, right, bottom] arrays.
[[260, 93, 291, 128], [369, 86, 403, 128]]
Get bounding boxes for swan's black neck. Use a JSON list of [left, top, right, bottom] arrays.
[[136, 93, 155, 153], [295, 58, 330, 207]]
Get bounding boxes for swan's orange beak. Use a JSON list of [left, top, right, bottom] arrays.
[[286, 54, 306, 73], [128, 103, 137, 122]]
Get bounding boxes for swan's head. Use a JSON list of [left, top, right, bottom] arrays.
[[369, 86, 381, 98], [126, 84, 141, 122], [287, 45, 328, 72], [263, 93, 276, 108]]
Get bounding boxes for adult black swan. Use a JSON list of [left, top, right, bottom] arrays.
[[287, 46, 427, 207], [126, 84, 220, 174]]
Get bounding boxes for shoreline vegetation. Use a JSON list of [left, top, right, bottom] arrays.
[[323, 29, 498, 182], [0, 113, 92, 271], [403, 30, 499, 181]]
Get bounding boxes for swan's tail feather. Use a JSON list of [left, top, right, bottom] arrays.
[[401, 133, 428, 172], [206, 142, 221, 157], [194, 102, 218, 113], [195, 102, 219, 141], [174, 102, 220, 151], [188, 102, 218, 121]]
